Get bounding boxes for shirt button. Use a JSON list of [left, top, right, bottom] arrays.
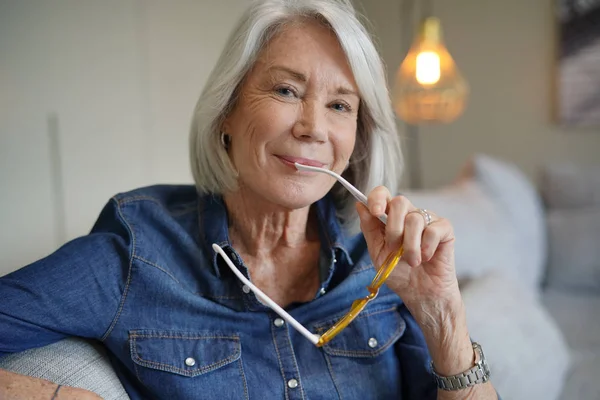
[[368, 337, 378, 348], [333, 257, 337, 264], [242, 285, 251, 294], [185, 357, 196, 367], [319, 288, 326, 295], [274, 318, 285, 327], [287, 378, 299, 389]]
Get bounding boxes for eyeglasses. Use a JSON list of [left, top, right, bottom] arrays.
[[213, 163, 403, 347]]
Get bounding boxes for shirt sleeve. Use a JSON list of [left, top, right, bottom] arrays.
[[0, 198, 131, 356], [395, 303, 438, 400]]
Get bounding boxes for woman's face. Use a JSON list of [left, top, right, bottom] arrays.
[[223, 20, 360, 210]]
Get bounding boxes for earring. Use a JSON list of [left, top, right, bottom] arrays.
[[220, 132, 231, 148]]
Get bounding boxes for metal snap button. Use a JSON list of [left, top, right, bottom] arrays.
[[287, 378, 299, 388], [185, 357, 196, 367], [368, 337, 378, 348], [274, 318, 285, 327]]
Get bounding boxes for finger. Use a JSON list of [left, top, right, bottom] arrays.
[[356, 202, 382, 235], [402, 211, 425, 267], [421, 218, 454, 262], [366, 186, 391, 216], [356, 202, 386, 255], [384, 196, 412, 253], [421, 222, 441, 262]]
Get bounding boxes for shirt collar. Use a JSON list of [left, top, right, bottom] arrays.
[[312, 193, 354, 268], [197, 192, 353, 277]]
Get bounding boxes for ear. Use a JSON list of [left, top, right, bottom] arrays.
[[221, 117, 232, 135]]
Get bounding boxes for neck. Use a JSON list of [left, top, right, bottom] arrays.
[[223, 188, 319, 257]]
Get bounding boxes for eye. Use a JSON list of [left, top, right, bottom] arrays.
[[330, 102, 352, 112], [275, 86, 297, 98]]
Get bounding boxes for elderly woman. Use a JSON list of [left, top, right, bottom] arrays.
[[0, 1, 499, 399]]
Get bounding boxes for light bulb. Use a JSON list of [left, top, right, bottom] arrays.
[[416, 51, 440, 84], [393, 17, 468, 124]]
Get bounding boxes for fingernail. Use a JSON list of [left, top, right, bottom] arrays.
[[373, 205, 383, 214]]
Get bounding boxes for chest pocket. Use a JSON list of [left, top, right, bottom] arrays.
[[129, 330, 248, 399], [313, 305, 406, 399]]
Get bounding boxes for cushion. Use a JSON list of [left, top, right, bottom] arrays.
[[467, 154, 547, 288], [404, 153, 546, 287], [541, 164, 600, 209], [462, 271, 571, 400], [0, 338, 129, 400], [403, 180, 519, 281], [545, 207, 600, 291], [542, 288, 600, 353]]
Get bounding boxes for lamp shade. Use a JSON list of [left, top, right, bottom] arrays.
[[393, 17, 468, 124]]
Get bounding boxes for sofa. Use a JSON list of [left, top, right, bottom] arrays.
[[404, 155, 600, 400], [1, 154, 598, 400], [539, 163, 600, 400]]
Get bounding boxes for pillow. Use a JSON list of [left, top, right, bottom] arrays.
[[462, 271, 571, 400], [0, 338, 129, 400], [466, 154, 547, 289], [403, 180, 519, 281], [545, 207, 600, 291], [541, 164, 600, 209]]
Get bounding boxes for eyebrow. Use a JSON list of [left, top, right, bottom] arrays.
[[268, 65, 307, 82], [267, 65, 358, 97]]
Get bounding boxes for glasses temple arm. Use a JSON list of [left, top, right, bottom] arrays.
[[212, 244, 320, 345], [293, 163, 387, 225]]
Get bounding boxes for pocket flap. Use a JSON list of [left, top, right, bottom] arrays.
[[129, 330, 241, 377], [314, 305, 406, 357]]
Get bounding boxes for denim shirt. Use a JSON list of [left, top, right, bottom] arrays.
[[0, 185, 439, 399]]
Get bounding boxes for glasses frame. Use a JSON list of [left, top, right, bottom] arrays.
[[213, 243, 403, 347], [212, 161, 403, 347]]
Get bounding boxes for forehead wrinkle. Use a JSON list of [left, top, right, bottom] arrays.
[[253, 22, 358, 96]]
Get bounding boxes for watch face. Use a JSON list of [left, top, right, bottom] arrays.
[[476, 345, 491, 378], [473, 343, 491, 379], [473, 343, 483, 364], [483, 360, 491, 378]]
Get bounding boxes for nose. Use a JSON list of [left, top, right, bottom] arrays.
[[292, 100, 328, 142]]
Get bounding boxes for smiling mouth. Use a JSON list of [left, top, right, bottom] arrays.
[[275, 155, 326, 168]]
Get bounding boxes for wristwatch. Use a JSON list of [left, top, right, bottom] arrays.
[[431, 342, 491, 391]]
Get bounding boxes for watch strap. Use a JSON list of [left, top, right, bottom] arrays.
[[431, 342, 491, 391]]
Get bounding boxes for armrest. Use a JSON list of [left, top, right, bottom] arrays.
[[0, 337, 129, 400]]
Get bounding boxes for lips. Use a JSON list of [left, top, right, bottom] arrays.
[[276, 155, 326, 168]]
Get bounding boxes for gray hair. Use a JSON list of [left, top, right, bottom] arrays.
[[189, 0, 402, 232]]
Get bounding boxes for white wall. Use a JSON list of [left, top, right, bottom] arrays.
[[357, 0, 600, 189], [0, 0, 247, 276]]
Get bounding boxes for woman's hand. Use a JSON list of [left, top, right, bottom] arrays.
[[357, 186, 475, 378], [356, 186, 460, 311]]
